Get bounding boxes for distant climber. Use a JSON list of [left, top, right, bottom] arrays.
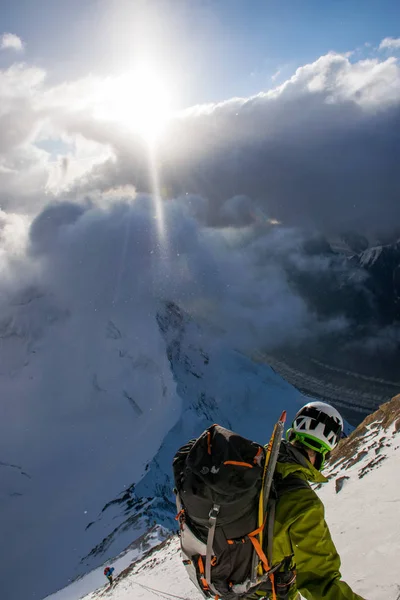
[[104, 566, 114, 585]]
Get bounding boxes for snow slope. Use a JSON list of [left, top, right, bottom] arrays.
[[46, 396, 400, 600], [44, 526, 170, 600], [317, 395, 400, 600]]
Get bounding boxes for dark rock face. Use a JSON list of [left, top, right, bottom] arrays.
[[356, 242, 400, 323], [288, 237, 400, 326], [265, 237, 400, 425]]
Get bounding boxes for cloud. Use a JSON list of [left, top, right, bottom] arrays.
[[62, 52, 400, 239], [0, 63, 114, 213], [1, 50, 400, 240], [1, 197, 352, 390], [379, 37, 400, 50], [0, 32, 24, 52]]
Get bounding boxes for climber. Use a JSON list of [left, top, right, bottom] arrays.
[[104, 566, 115, 585], [266, 400, 365, 600]]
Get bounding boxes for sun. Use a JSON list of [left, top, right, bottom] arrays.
[[96, 64, 174, 143]]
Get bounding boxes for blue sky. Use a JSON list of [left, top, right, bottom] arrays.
[[1, 0, 400, 106]]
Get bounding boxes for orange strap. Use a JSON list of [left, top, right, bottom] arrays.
[[223, 461, 253, 468], [247, 522, 277, 600], [226, 528, 277, 600], [247, 533, 270, 573], [227, 539, 245, 545], [226, 522, 269, 571], [200, 577, 209, 590], [197, 556, 209, 590], [247, 523, 263, 537], [227, 522, 263, 547], [175, 509, 185, 531], [270, 573, 277, 600], [198, 556, 205, 574]]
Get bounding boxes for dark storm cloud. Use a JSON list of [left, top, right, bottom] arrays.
[[72, 53, 400, 238]]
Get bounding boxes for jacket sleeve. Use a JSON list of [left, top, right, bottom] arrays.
[[289, 495, 365, 600]]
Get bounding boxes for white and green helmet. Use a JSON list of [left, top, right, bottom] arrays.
[[288, 401, 344, 455]]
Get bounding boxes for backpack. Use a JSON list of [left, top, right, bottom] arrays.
[[173, 416, 290, 600]]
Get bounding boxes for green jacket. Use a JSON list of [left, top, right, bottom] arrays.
[[271, 442, 365, 600]]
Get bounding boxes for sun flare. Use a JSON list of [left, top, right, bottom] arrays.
[[96, 64, 174, 142]]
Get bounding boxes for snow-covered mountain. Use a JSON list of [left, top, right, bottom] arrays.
[[74, 300, 311, 573], [45, 394, 400, 600], [1, 293, 310, 600]]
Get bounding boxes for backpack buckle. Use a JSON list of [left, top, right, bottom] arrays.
[[209, 505, 220, 520]]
